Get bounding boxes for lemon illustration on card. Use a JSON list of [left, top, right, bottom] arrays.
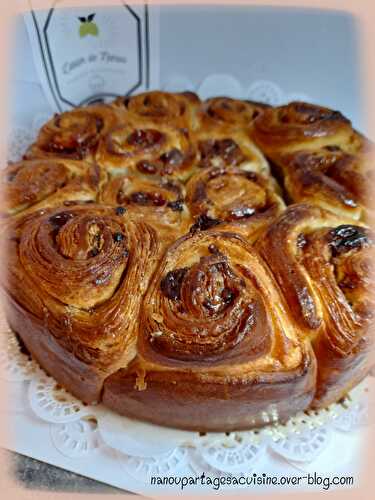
[[79, 14, 99, 38]]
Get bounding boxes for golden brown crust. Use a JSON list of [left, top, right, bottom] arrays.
[[191, 97, 271, 175], [198, 96, 270, 130], [280, 146, 373, 222], [26, 105, 121, 161], [257, 203, 374, 407], [252, 101, 373, 222], [186, 166, 285, 242], [99, 174, 192, 248], [96, 116, 197, 180], [0, 159, 106, 219], [252, 101, 361, 155], [4, 203, 160, 402], [103, 230, 317, 431], [112, 90, 201, 130], [5, 297, 107, 404], [2, 93, 373, 431], [195, 124, 269, 175], [103, 356, 315, 431]]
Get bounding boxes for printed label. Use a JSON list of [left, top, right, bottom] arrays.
[[24, 1, 159, 112]]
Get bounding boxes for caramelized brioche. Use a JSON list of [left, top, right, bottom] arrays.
[[2, 92, 373, 431]]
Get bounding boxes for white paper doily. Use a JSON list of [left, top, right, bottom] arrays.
[[1, 323, 373, 486]]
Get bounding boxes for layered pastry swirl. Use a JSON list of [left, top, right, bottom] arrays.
[[26, 104, 121, 161], [99, 174, 192, 248], [257, 204, 374, 407], [4, 204, 160, 402], [252, 101, 373, 221], [103, 230, 316, 431], [1, 159, 105, 218], [186, 166, 285, 241], [113, 90, 200, 129], [2, 92, 373, 431], [96, 115, 197, 179]]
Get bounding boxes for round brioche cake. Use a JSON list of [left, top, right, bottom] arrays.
[[1, 91, 374, 432]]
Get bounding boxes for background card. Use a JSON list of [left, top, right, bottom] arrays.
[[24, 1, 160, 112]]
